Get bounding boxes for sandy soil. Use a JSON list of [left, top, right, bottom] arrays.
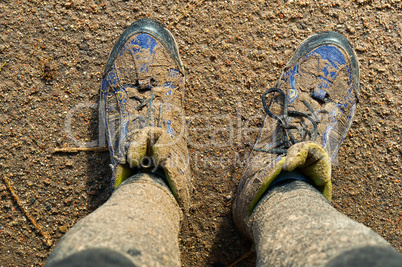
[[0, 0, 401, 266]]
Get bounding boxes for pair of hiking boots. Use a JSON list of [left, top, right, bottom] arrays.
[[99, 19, 359, 239]]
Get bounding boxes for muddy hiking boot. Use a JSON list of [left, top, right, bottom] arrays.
[[100, 19, 191, 211], [233, 31, 360, 238]]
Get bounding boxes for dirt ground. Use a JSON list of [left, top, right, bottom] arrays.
[[0, 0, 401, 266]]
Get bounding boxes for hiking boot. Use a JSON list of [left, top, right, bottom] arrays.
[[233, 31, 359, 238], [99, 19, 191, 211]]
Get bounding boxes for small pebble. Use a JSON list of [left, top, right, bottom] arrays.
[[58, 225, 68, 233]]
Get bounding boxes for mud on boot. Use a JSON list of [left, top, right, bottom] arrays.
[[233, 31, 359, 239], [100, 19, 191, 212]]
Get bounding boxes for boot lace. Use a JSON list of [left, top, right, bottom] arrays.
[[255, 87, 328, 154]]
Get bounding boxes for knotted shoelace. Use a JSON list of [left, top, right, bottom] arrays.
[[255, 87, 328, 154]]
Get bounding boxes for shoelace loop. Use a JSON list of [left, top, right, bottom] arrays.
[[256, 87, 327, 154]]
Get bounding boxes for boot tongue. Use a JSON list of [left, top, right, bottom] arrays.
[[113, 126, 165, 188], [126, 127, 163, 169]]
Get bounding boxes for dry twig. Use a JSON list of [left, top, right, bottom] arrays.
[[52, 147, 108, 153], [0, 62, 6, 72], [228, 249, 254, 267], [2, 175, 52, 247]]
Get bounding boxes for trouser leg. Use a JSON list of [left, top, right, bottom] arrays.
[[250, 180, 402, 266], [47, 173, 182, 267]]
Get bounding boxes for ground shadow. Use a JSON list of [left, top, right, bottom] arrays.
[[85, 103, 112, 212], [208, 210, 255, 267]]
